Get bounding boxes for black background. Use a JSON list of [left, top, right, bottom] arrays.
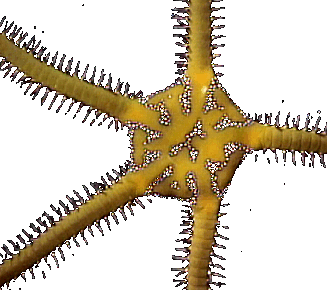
[[0, 0, 327, 289]]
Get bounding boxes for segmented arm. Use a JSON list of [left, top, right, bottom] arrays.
[[187, 194, 221, 290], [0, 30, 161, 130], [186, 0, 215, 83], [0, 173, 133, 286], [242, 121, 327, 154], [187, 0, 213, 72]]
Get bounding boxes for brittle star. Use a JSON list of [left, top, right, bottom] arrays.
[[1, 1, 326, 289]]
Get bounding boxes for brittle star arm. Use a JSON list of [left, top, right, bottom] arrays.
[[242, 121, 327, 156], [0, 159, 174, 285], [0, 29, 161, 130]]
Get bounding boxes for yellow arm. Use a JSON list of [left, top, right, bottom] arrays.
[[0, 174, 133, 286], [186, 0, 215, 84], [0, 32, 161, 130], [242, 121, 327, 154]]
